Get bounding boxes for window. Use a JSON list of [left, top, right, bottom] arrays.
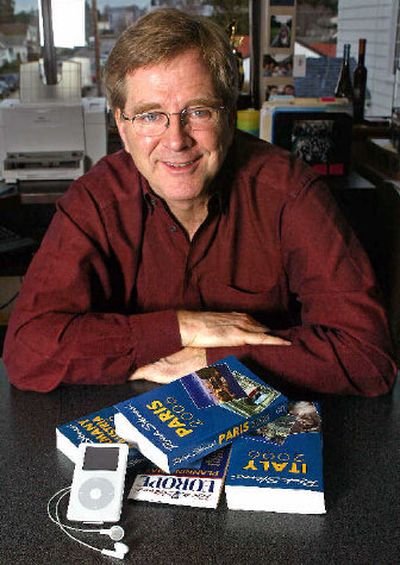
[[0, 0, 398, 117]]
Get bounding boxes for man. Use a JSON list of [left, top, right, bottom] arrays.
[[4, 9, 396, 395]]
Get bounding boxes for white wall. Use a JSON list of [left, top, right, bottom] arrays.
[[337, 0, 398, 116]]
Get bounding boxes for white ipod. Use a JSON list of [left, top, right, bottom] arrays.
[[67, 443, 129, 523]]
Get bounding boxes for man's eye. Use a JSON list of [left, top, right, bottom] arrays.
[[188, 107, 212, 120], [137, 112, 163, 124]]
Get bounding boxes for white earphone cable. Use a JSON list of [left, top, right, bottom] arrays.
[[47, 486, 103, 554]]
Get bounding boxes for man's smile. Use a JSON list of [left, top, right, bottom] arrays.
[[160, 155, 201, 172]]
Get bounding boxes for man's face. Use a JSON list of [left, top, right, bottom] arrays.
[[115, 49, 234, 209]]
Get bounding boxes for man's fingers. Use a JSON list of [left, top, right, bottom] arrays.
[[244, 332, 291, 346], [129, 361, 178, 382], [178, 310, 288, 348], [129, 366, 176, 384], [128, 328, 290, 385], [129, 348, 207, 384]]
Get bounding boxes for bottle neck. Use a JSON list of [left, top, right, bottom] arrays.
[[343, 44, 351, 66], [335, 44, 353, 98], [358, 40, 366, 65]]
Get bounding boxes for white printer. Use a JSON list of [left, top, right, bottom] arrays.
[[0, 61, 107, 183]]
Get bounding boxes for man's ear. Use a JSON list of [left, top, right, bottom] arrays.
[[114, 108, 128, 151]]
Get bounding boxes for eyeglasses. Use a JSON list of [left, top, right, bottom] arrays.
[[120, 105, 226, 136]]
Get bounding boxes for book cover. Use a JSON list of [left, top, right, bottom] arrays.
[[56, 405, 147, 469], [128, 446, 230, 509], [224, 401, 326, 514], [114, 355, 287, 473]]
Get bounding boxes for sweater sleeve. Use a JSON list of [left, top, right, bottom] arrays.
[[207, 178, 397, 397], [3, 181, 182, 392]]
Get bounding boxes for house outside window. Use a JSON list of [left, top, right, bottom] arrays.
[[1, 0, 399, 118]]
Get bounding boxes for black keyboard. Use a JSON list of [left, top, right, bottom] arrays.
[[0, 225, 36, 254]]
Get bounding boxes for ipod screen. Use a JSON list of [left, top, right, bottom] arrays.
[[83, 446, 120, 471]]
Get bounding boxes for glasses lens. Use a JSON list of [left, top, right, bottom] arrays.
[[134, 112, 168, 136], [132, 107, 222, 136], [186, 107, 219, 130]]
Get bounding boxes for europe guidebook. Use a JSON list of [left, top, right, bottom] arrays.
[[224, 401, 326, 514], [129, 446, 230, 509], [114, 355, 287, 473]]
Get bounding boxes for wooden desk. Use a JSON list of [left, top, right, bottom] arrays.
[[1, 361, 399, 565]]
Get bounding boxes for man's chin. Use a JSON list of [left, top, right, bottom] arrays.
[[152, 181, 208, 205]]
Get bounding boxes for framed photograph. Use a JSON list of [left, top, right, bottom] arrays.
[[263, 53, 293, 77], [250, 0, 297, 106], [269, 14, 293, 49], [272, 111, 354, 176], [264, 82, 295, 100]]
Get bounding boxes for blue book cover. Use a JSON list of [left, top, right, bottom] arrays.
[[56, 405, 147, 469], [114, 356, 287, 473], [225, 401, 326, 514], [129, 446, 231, 508]]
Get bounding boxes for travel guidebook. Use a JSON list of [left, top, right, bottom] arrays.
[[129, 446, 231, 509], [56, 405, 147, 469], [224, 401, 326, 514], [114, 356, 288, 473]]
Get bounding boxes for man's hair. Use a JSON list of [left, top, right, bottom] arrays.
[[104, 8, 239, 113]]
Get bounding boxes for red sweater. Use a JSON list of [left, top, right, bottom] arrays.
[[4, 131, 397, 394]]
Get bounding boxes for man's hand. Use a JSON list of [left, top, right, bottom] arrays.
[[129, 347, 207, 384], [129, 311, 290, 384], [178, 310, 291, 348]]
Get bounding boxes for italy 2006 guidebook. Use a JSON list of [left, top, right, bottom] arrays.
[[114, 355, 287, 473], [224, 401, 326, 514]]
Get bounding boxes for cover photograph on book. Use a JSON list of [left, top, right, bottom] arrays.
[[129, 446, 231, 509], [56, 405, 146, 469], [225, 401, 326, 515], [180, 361, 280, 418], [114, 356, 287, 474]]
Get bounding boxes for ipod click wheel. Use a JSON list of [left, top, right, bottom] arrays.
[[67, 443, 129, 523]]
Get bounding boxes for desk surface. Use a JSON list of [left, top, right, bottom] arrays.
[[1, 362, 399, 565]]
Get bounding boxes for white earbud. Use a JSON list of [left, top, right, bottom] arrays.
[[102, 542, 129, 559], [99, 525, 125, 541]]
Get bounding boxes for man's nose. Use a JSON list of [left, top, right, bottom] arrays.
[[161, 114, 193, 151]]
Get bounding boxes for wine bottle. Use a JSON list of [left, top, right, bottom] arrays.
[[353, 39, 367, 123], [335, 44, 353, 99]]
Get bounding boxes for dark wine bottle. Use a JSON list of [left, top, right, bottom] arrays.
[[353, 39, 367, 123], [335, 43, 353, 99]]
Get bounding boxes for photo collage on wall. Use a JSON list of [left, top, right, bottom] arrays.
[[262, 0, 296, 102]]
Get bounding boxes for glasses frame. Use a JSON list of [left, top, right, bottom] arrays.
[[120, 105, 226, 136]]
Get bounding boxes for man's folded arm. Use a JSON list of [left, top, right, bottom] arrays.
[[4, 309, 183, 392], [3, 199, 183, 393], [207, 180, 397, 397], [205, 321, 396, 397]]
